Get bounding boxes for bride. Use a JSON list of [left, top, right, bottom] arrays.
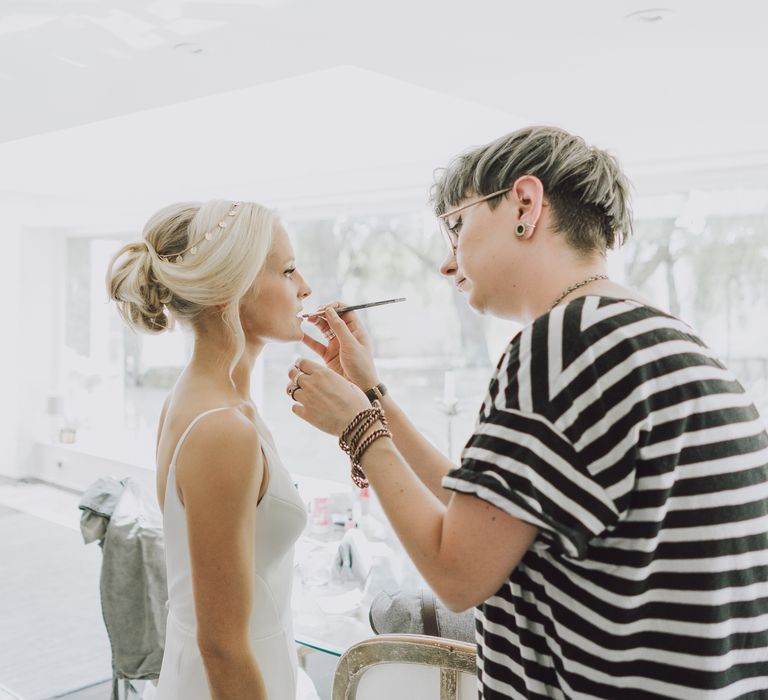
[[107, 200, 319, 700]]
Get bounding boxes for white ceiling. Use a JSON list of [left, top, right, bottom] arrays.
[[1, 0, 768, 226]]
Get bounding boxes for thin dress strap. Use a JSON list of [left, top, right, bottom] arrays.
[[165, 407, 236, 487]]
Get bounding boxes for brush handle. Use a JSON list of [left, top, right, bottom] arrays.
[[302, 297, 406, 318]]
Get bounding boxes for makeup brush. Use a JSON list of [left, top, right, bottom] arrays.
[[301, 297, 406, 318]]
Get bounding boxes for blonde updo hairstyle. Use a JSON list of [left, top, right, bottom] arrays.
[[432, 125, 633, 254], [107, 200, 275, 378]]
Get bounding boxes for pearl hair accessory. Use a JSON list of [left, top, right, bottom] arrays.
[[157, 201, 242, 263]]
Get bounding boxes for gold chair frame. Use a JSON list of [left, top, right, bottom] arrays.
[[332, 634, 477, 700]]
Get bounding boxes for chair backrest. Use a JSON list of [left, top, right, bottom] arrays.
[[332, 634, 477, 700]]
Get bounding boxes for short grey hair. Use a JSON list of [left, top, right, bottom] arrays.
[[431, 126, 633, 253]]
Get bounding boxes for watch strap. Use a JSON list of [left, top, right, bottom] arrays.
[[364, 382, 387, 404]]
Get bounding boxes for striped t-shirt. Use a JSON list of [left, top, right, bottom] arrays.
[[442, 296, 768, 699]]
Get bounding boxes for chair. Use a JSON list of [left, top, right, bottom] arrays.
[[332, 634, 477, 700]]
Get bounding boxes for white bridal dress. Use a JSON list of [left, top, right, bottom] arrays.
[[153, 407, 320, 700]]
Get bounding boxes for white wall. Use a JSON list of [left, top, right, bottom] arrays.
[[0, 220, 58, 478], [0, 217, 68, 481], [32, 441, 156, 493], [0, 219, 22, 477], [16, 228, 67, 477]]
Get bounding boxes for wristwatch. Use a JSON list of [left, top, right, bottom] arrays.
[[364, 382, 387, 404]]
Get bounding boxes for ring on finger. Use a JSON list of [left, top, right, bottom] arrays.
[[323, 329, 336, 340], [287, 372, 302, 394], [289, 383, 301, 400]]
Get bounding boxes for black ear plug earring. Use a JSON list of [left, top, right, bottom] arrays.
[[515, 222, 535, 237]]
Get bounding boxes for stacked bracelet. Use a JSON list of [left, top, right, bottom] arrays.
[[339, 402, 392, 488]]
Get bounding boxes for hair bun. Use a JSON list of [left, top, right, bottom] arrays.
[[106, 197, 276, 393], [106, 240, 174, 334]]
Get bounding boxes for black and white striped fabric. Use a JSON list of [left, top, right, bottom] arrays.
[[442, 296, 768, 699]]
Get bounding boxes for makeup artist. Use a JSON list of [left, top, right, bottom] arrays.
[[286, 125, 768, 698]]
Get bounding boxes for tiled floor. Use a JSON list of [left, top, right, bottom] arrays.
[[0, 478, 82, 531], [52, 680, 112, 699], [0, 478, 336, 700]]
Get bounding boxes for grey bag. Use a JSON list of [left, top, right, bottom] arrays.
[[368, 588, 475, 643]]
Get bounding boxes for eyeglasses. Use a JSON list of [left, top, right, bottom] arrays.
[[437, 187, 513, 255]]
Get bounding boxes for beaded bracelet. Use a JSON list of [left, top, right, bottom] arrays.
[[352, 427, 391, 467], [339, 404, 388, 454], [339, 403, 391, 488], [339, 407, 381, 453], [349, 429, 391, 488], [347, 412, 381, 451]]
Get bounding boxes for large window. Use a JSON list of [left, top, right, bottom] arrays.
[[624, 190, 768, 415], [260, 210, 515, 480], [56, 188, 768, 479], [60, 236, 190, 467], [57, 205, 513, 478]]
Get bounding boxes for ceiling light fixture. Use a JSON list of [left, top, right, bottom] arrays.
[[55, 55, 88, 68], [624, 7, 675, 23], [172, 42, 203, 54]]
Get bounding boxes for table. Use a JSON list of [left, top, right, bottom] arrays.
[[292, 534, 382, 657], [290, 476, 424, 657]]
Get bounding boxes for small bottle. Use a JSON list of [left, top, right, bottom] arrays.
[[358, 486, 370, 517], [310, 496, 330, 538], [345, 508, 355, 530]]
